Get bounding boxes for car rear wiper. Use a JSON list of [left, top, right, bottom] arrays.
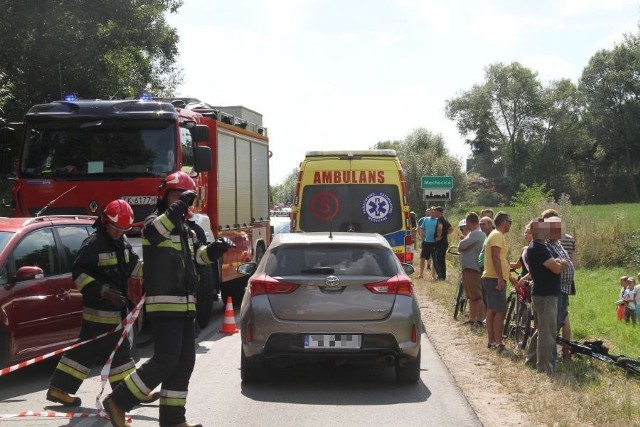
[[300, 267, 335, 274]]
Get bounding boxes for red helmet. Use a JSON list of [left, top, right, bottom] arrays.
[[158, 171, 196, 200], [102, 199, 134, 231]]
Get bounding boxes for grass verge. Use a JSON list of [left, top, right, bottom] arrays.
[[416, 265, 640, 427]]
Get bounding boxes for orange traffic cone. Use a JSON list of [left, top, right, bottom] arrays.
[[219, 297, 239, 334]]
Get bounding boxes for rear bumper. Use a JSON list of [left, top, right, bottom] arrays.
[[240, 296, 422, 360]]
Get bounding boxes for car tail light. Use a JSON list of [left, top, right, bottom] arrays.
[[411, 324, 417, 343], [365, 275, 413, 297], [249, 274, 300, 296], [404, 234, 413, 263]]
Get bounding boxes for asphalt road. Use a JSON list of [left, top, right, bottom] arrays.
[[0, 301, 481, 427]]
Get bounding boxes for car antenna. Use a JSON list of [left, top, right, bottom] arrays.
[[36, 186, 77, 217], [329, 220, 333, 239]]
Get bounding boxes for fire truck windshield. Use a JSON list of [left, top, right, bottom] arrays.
[[20, 119, 178, 179]]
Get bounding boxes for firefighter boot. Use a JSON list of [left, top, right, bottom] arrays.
[[139, 391, 161, 404], [46, 387, 81, 406], [103, 395, 126, 427]]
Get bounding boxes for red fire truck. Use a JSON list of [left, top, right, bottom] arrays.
[[1, 96, 271, 327]]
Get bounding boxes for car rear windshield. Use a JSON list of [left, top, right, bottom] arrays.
[[299, 184, 402, 234], [265, 245, 397, 277]]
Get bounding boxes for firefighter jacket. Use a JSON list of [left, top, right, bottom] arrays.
[[142, 199, 212, 318], [73, 226, 139, 325]]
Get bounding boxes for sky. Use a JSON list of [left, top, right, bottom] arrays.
[[165, 0, 640, 185]]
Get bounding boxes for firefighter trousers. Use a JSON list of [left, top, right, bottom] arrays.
[[110, 316, 196, 426], [50, 320, 135, 394]]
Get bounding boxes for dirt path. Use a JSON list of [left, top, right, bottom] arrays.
[[415, 288, 532, 427]]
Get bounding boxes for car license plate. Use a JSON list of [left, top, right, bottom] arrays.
[[304, 334, 361, 349]]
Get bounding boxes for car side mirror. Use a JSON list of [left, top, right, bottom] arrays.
[[401, 263, 415, 276], [237, 262, 257, 276], [14, 266, 45, 282]]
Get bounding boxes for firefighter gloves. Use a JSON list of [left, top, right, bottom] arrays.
[[206, 237, 236, 259], [100, 285, 127, 308], [179, 190, 197, 207]]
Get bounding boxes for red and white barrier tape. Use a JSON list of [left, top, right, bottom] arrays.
[[0, 297, 144, 423], [95, 296, 143, 419], [0, 297, 145, 377], [0, 410, 98, 420]]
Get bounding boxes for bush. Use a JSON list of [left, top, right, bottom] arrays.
[[463, 188, 507, 208]]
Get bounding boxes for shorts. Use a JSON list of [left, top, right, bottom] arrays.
[[481, 277, 507, 312], [557, 293, 569, 329], [420, 242, 435, 259], [462, 269, 482, 300]]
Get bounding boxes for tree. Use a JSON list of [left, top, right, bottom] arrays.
[[270, 167, 299, 208], [374, 129, 465, 211], [531, 79, 592, 195], [445, 62, 545, 193], [0, 0, 184, 121], [580, 31, 640, 202]]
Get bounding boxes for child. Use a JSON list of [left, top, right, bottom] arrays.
[[617, 276, 627, 321], [636, 274, 640, 322], [623, 277, 637, 324]]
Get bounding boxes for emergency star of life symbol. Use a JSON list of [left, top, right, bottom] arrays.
[[362, 192, 392, 223]]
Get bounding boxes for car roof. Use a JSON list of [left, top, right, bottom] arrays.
[[271, 232, 391, 247], [0, 215, 97, 232]]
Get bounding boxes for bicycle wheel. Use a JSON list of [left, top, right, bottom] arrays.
[[514, 301, 533, 350], [502, 291, 516, 339], [614, 357, 640, 377], [453, 280, 465, 320]]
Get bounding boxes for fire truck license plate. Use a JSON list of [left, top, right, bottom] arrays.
[[122, 196, 156, 205]]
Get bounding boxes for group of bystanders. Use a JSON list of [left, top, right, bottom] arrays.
[[454, 207, 577, 376]]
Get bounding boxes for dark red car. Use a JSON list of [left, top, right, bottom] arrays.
[[0, 215, 98, 368]]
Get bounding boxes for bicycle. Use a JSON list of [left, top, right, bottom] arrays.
[[503, 279, 534, 350], [556, 337, 640, 378], [502, 269, 520, 338], [447, 245, 467, 320]]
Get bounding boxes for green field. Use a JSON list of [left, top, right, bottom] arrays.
[[572, 266, 639, 357]]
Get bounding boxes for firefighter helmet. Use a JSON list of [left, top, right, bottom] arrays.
[[157, 171, 196, 200], [102, 199, 134, 231]]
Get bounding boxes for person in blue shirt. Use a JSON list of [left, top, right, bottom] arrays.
[[417, 207, 438, 279]]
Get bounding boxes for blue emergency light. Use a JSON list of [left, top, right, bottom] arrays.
[[63, 93, 78, 101], [137, 92, 153, 101]]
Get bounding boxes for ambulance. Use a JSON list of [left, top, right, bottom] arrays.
[[291, 150, 414, 263]]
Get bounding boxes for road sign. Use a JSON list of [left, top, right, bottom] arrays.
[[423, 189, 451, 201], [421, 176, 453, 189]]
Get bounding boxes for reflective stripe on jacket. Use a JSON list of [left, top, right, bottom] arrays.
[[142, 200, 205, 317], [72, 226, 139, 324]]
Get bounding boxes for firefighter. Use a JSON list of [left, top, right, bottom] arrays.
[[47, 200, 159, 406], [103, 171, 234, 427]]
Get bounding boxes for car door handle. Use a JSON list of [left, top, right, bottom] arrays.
[[56, 289, 70, 300]]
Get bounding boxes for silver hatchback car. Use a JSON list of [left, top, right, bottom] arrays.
[[237, 232, 422, 383]]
